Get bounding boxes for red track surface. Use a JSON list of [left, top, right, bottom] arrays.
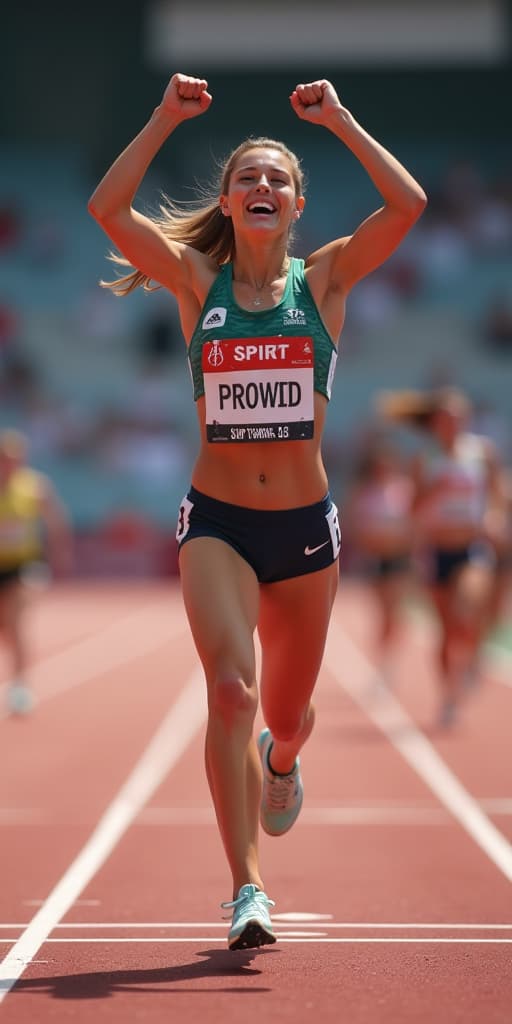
[[1, 581, 511, 1022]]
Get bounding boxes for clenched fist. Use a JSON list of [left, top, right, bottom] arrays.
[[289, 80, 343, 126], [161, 73, 212, 121]]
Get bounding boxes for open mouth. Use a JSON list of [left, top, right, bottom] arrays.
[[247, 201, 276, 215]]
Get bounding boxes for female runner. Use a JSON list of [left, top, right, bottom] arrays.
[[88, 72, 426, 948]]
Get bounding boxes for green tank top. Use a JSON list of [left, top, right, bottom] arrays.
[[187, 257, 337, 401]]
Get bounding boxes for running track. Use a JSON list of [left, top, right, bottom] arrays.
[[1, 580, 511, 1023]]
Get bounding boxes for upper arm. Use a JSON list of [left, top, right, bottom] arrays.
[[333, 204, 424, 291], [309, 202, 425, 296], [90, 206, 196, 295]]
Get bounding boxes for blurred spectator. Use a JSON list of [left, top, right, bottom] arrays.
[[481, 292, 512, 355], [96, 412, 188, 485], [140, 305, 181, 363], [0, 202, 23, 254], [0, 300, 21, 354], [22, 390, 95, 459], [74, 283, 127, 341]]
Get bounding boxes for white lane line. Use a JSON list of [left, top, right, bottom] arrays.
[[0, 602, 187, 718], [0, 667, 207, 1001], [1, 937, 512, 945], [325, 622, 512, 883]]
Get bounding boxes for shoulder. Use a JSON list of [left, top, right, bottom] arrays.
[[184, 247, 221, 297], [460, 431, 497, 463], [305, 238, 350, 277], [12, 468, 45, 501], [304, 237, 351, 304]]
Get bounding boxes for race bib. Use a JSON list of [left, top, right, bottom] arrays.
[[202, 336, 314, 443]]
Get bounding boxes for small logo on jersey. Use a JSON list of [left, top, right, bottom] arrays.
[[283, 307, 306, 326], [207, 341, 224, 366], [304, 541, 329, 556], [203, 307, 227, 329]]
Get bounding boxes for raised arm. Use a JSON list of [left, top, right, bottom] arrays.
[[87, 74, 212, 294], [290, 80, 427, 291]]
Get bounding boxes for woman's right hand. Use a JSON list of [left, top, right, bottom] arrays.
[[161, 73, 212, 121]]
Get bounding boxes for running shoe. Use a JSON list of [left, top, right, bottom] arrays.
[[221, 883, 276, 950], [257, 727, 303, 836], [6, 682, 34, 716], [438, 697, 458, 729]]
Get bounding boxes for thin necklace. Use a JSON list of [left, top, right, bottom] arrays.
[[236, 258, 290, 307]]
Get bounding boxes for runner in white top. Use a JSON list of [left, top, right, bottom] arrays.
[[381, 387, 500, 725], [345, 433, 414, 661]]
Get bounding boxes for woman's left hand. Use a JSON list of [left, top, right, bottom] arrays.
[[289, 80, 343, 126]]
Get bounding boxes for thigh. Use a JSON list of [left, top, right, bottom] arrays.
[[178, 537, 260, 686], [0, 577, 24, 628], [257, 561, 339, 718]]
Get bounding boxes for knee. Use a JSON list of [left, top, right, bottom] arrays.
[[265, 703, 315, 743], [210, 671, 258, 726]]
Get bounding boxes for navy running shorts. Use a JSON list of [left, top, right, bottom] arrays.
[[0, 566, 23, 589], [428, 540, 496, 585], [176, 486, 341, 583]]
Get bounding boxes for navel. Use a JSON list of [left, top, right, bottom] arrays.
[[259, 473, 266, 484]]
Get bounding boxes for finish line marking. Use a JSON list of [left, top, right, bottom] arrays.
[[2, 937, 512, 946], [2, 921, 512, 931]]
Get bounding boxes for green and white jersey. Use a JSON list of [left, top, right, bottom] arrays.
[[188, 258, 337, 400]]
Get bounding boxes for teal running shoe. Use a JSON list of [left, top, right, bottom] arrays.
[[257, 728, 303, 836], [6, 682, 34, 716], [221, 884, 276, 950]]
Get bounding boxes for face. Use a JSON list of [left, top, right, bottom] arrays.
[[221, 147, 304, 235], [0, 450, 21, 483], [431, 401, 468, 444]]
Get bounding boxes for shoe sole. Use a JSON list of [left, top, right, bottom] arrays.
[[229, 921, 276, 951]]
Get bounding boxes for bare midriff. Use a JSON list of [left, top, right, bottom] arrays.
[[356, 531, 412, 557], [191, 393, 330, 509], [423, 524, 485, 549]]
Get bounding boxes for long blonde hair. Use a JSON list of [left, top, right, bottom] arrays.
[[101, 137, 306, 297], [376, 386, 471, 429]]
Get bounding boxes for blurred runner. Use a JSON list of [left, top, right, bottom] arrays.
[[0, 429, 73, 714], [379, 387, 501, 726], [345, 431, 415, 666]]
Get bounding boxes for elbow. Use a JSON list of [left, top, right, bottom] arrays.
[[87, 193, 124, 226], [87, 194, 103, 223], [409, 188, 428, 221]]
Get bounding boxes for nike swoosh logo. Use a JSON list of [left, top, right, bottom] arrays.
[[304, 541, 330, 556]]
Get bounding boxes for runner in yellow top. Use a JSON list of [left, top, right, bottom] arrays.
[[0, 430, 73, 714]]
